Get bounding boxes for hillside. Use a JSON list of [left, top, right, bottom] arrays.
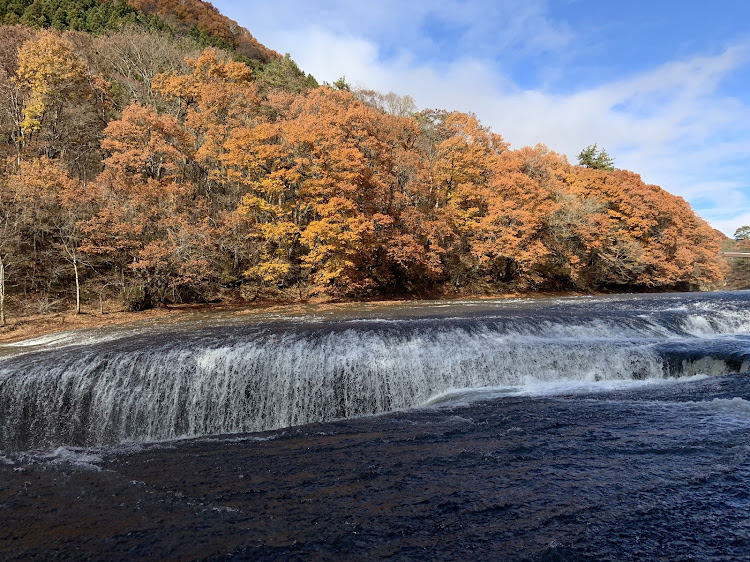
[[0, 2, 729, 327], [127, 0, 279, 63], [0, 0, 279, 65]]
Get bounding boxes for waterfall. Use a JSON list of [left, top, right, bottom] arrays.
[[2, 293, 750, 451]]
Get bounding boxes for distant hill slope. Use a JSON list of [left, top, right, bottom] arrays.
[[0, 0, 280, 65], [126, 0, 279, 63]]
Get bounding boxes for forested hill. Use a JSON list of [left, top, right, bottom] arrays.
[[0, 1, 728, 323], [127, 0, 279, 64], [0, 0, 280, 65]]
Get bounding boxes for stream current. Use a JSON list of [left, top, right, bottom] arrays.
[[1, 291, 750, 559]]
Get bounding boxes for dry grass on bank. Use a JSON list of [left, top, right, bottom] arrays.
[[0, 303, 196, 344]]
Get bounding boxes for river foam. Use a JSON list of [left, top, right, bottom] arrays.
[[1, 291, 749, 452]]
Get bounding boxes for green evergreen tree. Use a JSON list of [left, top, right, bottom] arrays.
[[256, 53, 318, 94], [577, 144, 615, 171], [332, 75, 350, 91], [51, 6, 67, 29]]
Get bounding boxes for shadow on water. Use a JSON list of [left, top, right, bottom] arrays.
[[1, 373, 750, 560]]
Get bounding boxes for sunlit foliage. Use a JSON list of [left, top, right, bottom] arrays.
[[0, 11, 728, 317]]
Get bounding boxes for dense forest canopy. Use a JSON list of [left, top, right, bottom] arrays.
[[0, 0, 730, 323]]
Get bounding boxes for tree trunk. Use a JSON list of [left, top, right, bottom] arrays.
[[73, 247, 81, 315], [0, 254, 6, 327]]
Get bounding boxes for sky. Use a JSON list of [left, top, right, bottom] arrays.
[[212, 1, 750, 237]]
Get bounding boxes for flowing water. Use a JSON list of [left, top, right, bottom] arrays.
[[1, 291, 750, 559]]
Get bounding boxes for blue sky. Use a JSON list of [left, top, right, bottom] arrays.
[[212, 1, 750, 236]]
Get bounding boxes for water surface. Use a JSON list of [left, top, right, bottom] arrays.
[[1, 292, 749, 559]]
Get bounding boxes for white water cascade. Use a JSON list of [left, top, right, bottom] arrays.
[[1, 293, 750, 451]]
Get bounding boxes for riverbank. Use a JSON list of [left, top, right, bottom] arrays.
[[0, 304, 195, 345]]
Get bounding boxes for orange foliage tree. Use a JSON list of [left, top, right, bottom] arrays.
[[1, 157, 91, 316], [425, 111, 508, 287], [563, 167, 726, 289], [14, 30, 89, 138], [83, 102, 216, 306], [223, 88, 445, 296], [153, 49, 259, 190]]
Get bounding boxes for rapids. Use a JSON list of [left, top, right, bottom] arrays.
[[1, 291, 749, 452]]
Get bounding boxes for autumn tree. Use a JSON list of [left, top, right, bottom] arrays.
[[17, 158, 91, 312], [563, 166, 646, 286], [153, 48, 258, 176], [563, 166, 725, 290], [0, 25, 36, 164], [52, 159, 95, 313], [420, 111, 508, 287], [5, 28, 114, 183], [153, 48, 285, 295], [14, 30, 89, 139], [3, 158, 62, 299], [478, 145, 572, 288], [222, 88, 442, 296], [0, 156, 91, 317], [85, 102, 217, 307]]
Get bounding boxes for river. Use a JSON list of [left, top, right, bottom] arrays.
[[1, 291, 749, 559]]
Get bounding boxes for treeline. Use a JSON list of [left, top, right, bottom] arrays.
[[0, 25, 727, 323], [0, 0, 163, 31]]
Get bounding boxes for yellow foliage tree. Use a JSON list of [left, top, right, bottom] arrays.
[[14, 31, 88, 137]]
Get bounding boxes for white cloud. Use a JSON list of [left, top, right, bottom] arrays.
[[223, 0, 573, 61]]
